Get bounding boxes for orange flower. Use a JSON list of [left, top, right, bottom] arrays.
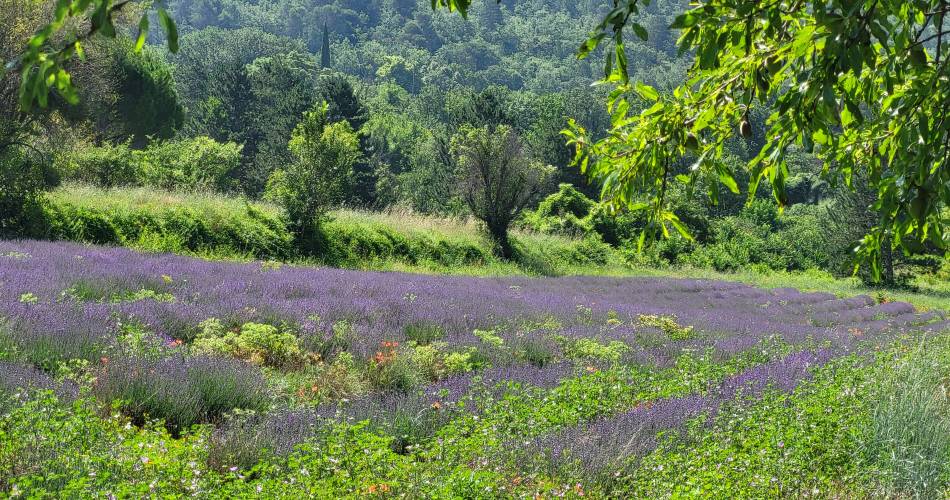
[[367, 483, 390, 494], [431, 401, 442, 410]]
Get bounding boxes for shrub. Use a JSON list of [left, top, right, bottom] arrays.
[[269, 103, 362, 247], [192, 321, 303, 368], [55, 141, 138, 187], [44, 185, 294, 260], [520, 184, 595, 236], [859, 343, 950, 497], [133, 137, 243, 192], [0, 147, 58, 238], [56, 138, 241, 192], [94, 355, 269, 434]]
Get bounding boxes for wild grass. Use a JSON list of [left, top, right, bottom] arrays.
[[858, 338, 950, 497]]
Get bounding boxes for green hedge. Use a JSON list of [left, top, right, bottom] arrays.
[[40, 188, 293, 260]]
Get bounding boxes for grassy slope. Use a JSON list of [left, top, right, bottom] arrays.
[[43, 184, 950, 312]]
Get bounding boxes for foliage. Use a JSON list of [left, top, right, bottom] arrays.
[[858, 341, 950, 497], [553, 0, 950, 281], [10, 1, 180, 111], [193, 320, 304, 369], [453, 124, 554, 258], [44, 184, 293, 260], [132, 137, 243, 192], [108, 39, 184, 146], [0, 147, 58, 238], [520, 183, 596, 237], [269, 104, 362, 247], [58, 137, 242, 192]]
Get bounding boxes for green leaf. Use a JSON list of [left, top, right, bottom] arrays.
[[670, 13, 699, 29], [631, 22, 649, 41], [716, 165, 740, 194], [663, 212, 694, 241], [134, 15, 149, 53], [634, 82, 659, 101], [158, 8, 179, 53]]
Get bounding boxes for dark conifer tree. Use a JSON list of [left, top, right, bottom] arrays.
[[320, 22, 331, 69]]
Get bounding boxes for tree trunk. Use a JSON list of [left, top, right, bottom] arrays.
[[488, 222, 513, 260], [883, 242, 895, 285]]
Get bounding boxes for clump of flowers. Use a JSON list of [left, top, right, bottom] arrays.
[[367, 341, 419, 392]]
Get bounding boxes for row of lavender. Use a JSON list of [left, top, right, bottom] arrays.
[[1, 240, 943, 366], [1, 240, 947, 475]]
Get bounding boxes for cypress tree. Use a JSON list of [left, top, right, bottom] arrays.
[[321, 22, 331, 69]]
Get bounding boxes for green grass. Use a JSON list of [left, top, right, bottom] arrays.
[[42, 184, 293, 260], [40, 184, 950, 312]]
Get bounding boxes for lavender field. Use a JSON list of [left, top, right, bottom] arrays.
[[1, 239, 948, 497]]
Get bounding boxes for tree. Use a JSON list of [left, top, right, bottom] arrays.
[[268, 103, 362, 247], [452, 124, 553, 258], [321, 21, 331, 68], [244, 51, 320, 192], [317, 74, 368, 130], [825, 175, 897, 285], [7, 1, 180, 112], [109, 40, 184, 146]]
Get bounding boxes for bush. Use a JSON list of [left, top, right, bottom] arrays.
[[55, 141, 138, 187], [192, 321, 304, 368], [134, 137, 243, 192], [57, 138, 242, 192], [521, 184, 595, 237], [0, 147, 58, 238], [94, 355, 269, 434], [43, 185, 294, 260], [859, 342, 950, 497], [269, 103, 362, 248]]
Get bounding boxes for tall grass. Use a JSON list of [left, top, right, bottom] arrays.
[[859, 339, 950, 497]]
